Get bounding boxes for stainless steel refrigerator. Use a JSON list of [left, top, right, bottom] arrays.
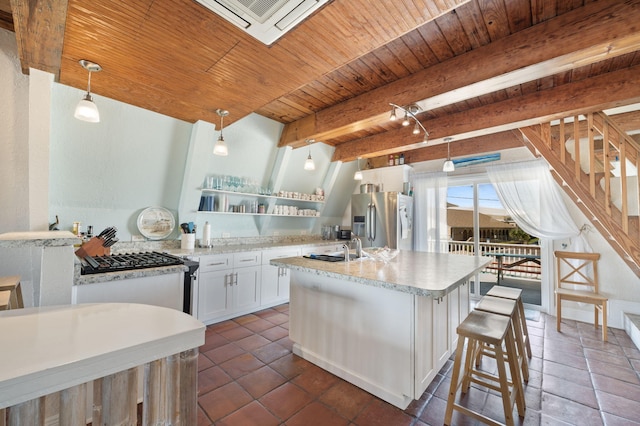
[[351, 192, 413, 250]]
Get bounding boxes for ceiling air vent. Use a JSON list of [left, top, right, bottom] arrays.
[[196, 0, 328, 45]]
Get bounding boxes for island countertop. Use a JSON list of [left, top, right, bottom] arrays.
[[271, 251, 492, 298]]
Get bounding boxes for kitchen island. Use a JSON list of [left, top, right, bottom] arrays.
[[271, 251, 492, 409]]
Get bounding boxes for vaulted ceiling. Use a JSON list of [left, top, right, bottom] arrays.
[[4, 0, 640, 164]]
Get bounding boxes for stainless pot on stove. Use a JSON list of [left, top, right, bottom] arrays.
[[360, 183, 378, 193]]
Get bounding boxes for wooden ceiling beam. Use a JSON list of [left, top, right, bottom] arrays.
[[333, 65, 640, 162], [281, 0, 640, 148], [10, 0, 67, 78]]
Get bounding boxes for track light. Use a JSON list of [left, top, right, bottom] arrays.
[[213, 109, 229, 156], [74, 60, 102, 123], [402, 111, 410, 126], [354, 157, 363, 180], [442, 137, 455, 172], [304, 139, 316, 171], [389, 103, 429, 142]]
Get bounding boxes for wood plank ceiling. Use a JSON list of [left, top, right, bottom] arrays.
[[5, 0, 640, 163]]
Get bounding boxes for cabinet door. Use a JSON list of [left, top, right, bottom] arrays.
[[459, 280, 470, 321], [233, 266, 261, 313], [433, 295, 450, 370], [197, 269, 232, 322], [261, 248, 299, 305], [448, 287, 460, 351]]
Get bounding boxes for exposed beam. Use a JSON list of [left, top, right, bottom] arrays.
[[10, 0, 68, 78], [280, 0, 640, 148], [333, 65, 640, 162]]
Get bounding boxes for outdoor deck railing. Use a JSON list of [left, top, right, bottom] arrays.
[[447, 241, 542, 280]]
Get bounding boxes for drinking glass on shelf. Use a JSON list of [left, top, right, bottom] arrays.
[[223, 175, 232, 191], [214, 176, 223, 190]]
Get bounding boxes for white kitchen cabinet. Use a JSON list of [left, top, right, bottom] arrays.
[[414, 283, 467, 398], [432, 294, 450, 369], [197, 268, 233, 322], [261, 247, 300, 307], [72, 272, 184, 311], [196, 251, 261, 324], [233, 265, 261, 313]]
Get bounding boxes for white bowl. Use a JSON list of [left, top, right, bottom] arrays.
[[362, 247, 399, 262]]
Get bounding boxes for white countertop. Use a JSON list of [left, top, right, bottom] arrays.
[[0, 303, 205, 408], [271, 251, 493, 298], [0, 231, 80, 248], [164, 239, 345, 257]]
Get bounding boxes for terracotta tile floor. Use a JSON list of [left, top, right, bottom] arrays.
[[197, 304, 640, 425]]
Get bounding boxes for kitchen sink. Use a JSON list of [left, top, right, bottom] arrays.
[[303, 253, 359, 262]]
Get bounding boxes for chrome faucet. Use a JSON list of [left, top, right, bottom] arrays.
[[351, 233, 362, 258], [342, 244, 350, 262]]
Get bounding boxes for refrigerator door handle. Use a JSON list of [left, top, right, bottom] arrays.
[[367, 203, 376, 242]]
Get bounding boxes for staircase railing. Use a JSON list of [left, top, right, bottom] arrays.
[[520, 111, 640, 276]]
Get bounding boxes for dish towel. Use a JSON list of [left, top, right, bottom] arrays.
[[400, 207, 409, 239]]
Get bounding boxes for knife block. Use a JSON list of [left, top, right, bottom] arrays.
[[75, 237, 110, 258]]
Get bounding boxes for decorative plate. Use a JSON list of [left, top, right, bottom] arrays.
[[137, 207, 175, 240]]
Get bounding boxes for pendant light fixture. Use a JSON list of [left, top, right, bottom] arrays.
[[389, 103, 429, 144], [74, 60, 102, 123], [354, 156, 363, 180], [442, 137, 455, 172], [213, 109, 229, 156], [304, 139, 316, 171]]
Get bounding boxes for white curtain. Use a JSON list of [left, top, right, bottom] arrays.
[[413, 171, 448, 252], [486, 159, 592, 283]]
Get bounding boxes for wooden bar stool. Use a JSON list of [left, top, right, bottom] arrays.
[[474, 295, 529, 383], [486, 285, 532, 358], [445, 311, 525, 426], [0, 275, 24, 309]]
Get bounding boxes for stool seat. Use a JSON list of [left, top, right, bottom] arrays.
[[0, 290, 11, 310], [476, 295, 516, 317], [457, 310, 510, 345], [0, 275, 24, 309], [486, 285, 522, 300]]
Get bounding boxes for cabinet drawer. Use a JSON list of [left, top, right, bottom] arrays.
[[233, 251, 261, 268], [262, 248, 300, 264], [198, 254, 233, 272]]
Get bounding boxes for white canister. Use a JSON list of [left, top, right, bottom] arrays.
[[181, 233, 195, 250]]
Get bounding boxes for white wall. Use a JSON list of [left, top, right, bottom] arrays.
[[0, 27, 356, 242], [0, 28, 29, 233], [555, 191, 640, 328], [49, 80, 193, 240]]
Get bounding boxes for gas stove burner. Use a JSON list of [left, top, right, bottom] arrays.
[[81, 251, 183, 275]]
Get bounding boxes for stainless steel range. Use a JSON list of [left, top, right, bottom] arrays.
[[80, 252, 184, 275]]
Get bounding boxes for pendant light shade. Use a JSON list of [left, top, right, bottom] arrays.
[[443, 137, 455, 172], [304, 139, 316, 171], [304, 153, 316, 170], [213, 109, 229, 156], [74, 60, 101, 123], [74, 94, 100, 123]]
